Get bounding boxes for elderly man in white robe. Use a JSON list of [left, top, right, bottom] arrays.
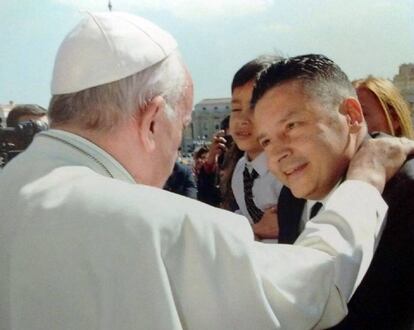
[[0, 12, 413, 330]]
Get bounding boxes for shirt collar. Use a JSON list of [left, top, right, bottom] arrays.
[[39, 129, 136, 183], [306, 179, 342, 213], [244, 152, 268, 176]]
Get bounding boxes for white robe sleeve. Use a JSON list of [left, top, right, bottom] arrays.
[[1, 170, 386, 330], [293, 180, 386, 328], [162, 180, 386, 329]]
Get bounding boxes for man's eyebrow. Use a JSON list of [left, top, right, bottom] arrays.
[[255, 109, 303, 142], [279, 109, 301, 121]]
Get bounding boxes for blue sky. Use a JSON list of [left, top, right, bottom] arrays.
[[1, 0, 413, 108]]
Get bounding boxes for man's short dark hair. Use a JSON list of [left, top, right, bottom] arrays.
[[6, 104, 47, 127], [251, 54, 356, 109]]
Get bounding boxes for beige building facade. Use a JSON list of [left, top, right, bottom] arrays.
[[181, 98, 231, 154], [0, 101, 15, 127], [393, 63, 414, 122], [192, 98, 231, 140]]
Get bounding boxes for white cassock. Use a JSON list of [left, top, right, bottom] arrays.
[[0, 129, 386, 330]]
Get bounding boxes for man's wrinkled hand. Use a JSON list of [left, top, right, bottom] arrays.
[[347, 136, 414, 193]]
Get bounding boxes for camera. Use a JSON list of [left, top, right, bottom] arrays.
[[0, 120, 48, 167], [217, 134, 233, 169]]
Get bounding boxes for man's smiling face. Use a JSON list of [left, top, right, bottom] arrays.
[[254, 80, 352, 200]]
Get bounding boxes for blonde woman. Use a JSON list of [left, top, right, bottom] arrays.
[[354, 76, 413, 138]]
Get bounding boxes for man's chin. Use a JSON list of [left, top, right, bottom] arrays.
[[289, 186, 312, 200], [292, 190, 307, 199], [291, 187, 329, 201]]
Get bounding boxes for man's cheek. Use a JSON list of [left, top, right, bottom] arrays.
[[269, 164, 284, 183]]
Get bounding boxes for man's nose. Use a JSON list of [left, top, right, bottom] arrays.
[[267, 139, 291, 163]]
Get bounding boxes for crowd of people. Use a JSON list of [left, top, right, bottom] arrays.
[[0, 11, 413, 330]]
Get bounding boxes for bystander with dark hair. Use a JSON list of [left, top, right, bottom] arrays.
[[1, 104, 48, 166], [6, 104, 48, 127], [192, 145, 209, 176]]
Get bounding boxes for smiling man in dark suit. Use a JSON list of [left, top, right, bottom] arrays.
[[252, 54, 414, 330]]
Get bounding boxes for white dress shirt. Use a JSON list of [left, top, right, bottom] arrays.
[[300, 182, 341, 232], [232, 152, 282, 243], [232, 152, 283, 223], [0, 129, 387, 330]]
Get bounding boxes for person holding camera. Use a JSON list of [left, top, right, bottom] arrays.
[[0, 104, 49, 167], [6, 104, 48, 128], [196, 117, 233, 207]]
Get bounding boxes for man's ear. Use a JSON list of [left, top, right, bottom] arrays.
[[340, 98, 364, 133], [136, 95, 165, 152]]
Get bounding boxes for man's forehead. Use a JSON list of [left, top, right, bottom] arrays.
[[260, 80, 304, 100], [255, 81, 310, 116], [255, 109, 297, 135]]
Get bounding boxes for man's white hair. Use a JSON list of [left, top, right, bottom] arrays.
[[48, 50, 186, 131]]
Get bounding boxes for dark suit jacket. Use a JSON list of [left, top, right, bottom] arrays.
[[278, 186, 306, 244], [278, 159, 414, 329], [164, 161, 197, 199], [196, 165, 222, 207]]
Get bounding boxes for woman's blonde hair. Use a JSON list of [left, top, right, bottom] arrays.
[[353, 76, 413, 138]]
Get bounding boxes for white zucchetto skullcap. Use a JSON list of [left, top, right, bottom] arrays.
[[51, 11, 177, 95]]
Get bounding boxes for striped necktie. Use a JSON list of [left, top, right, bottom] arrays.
[[243, 166, 264, 223]]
